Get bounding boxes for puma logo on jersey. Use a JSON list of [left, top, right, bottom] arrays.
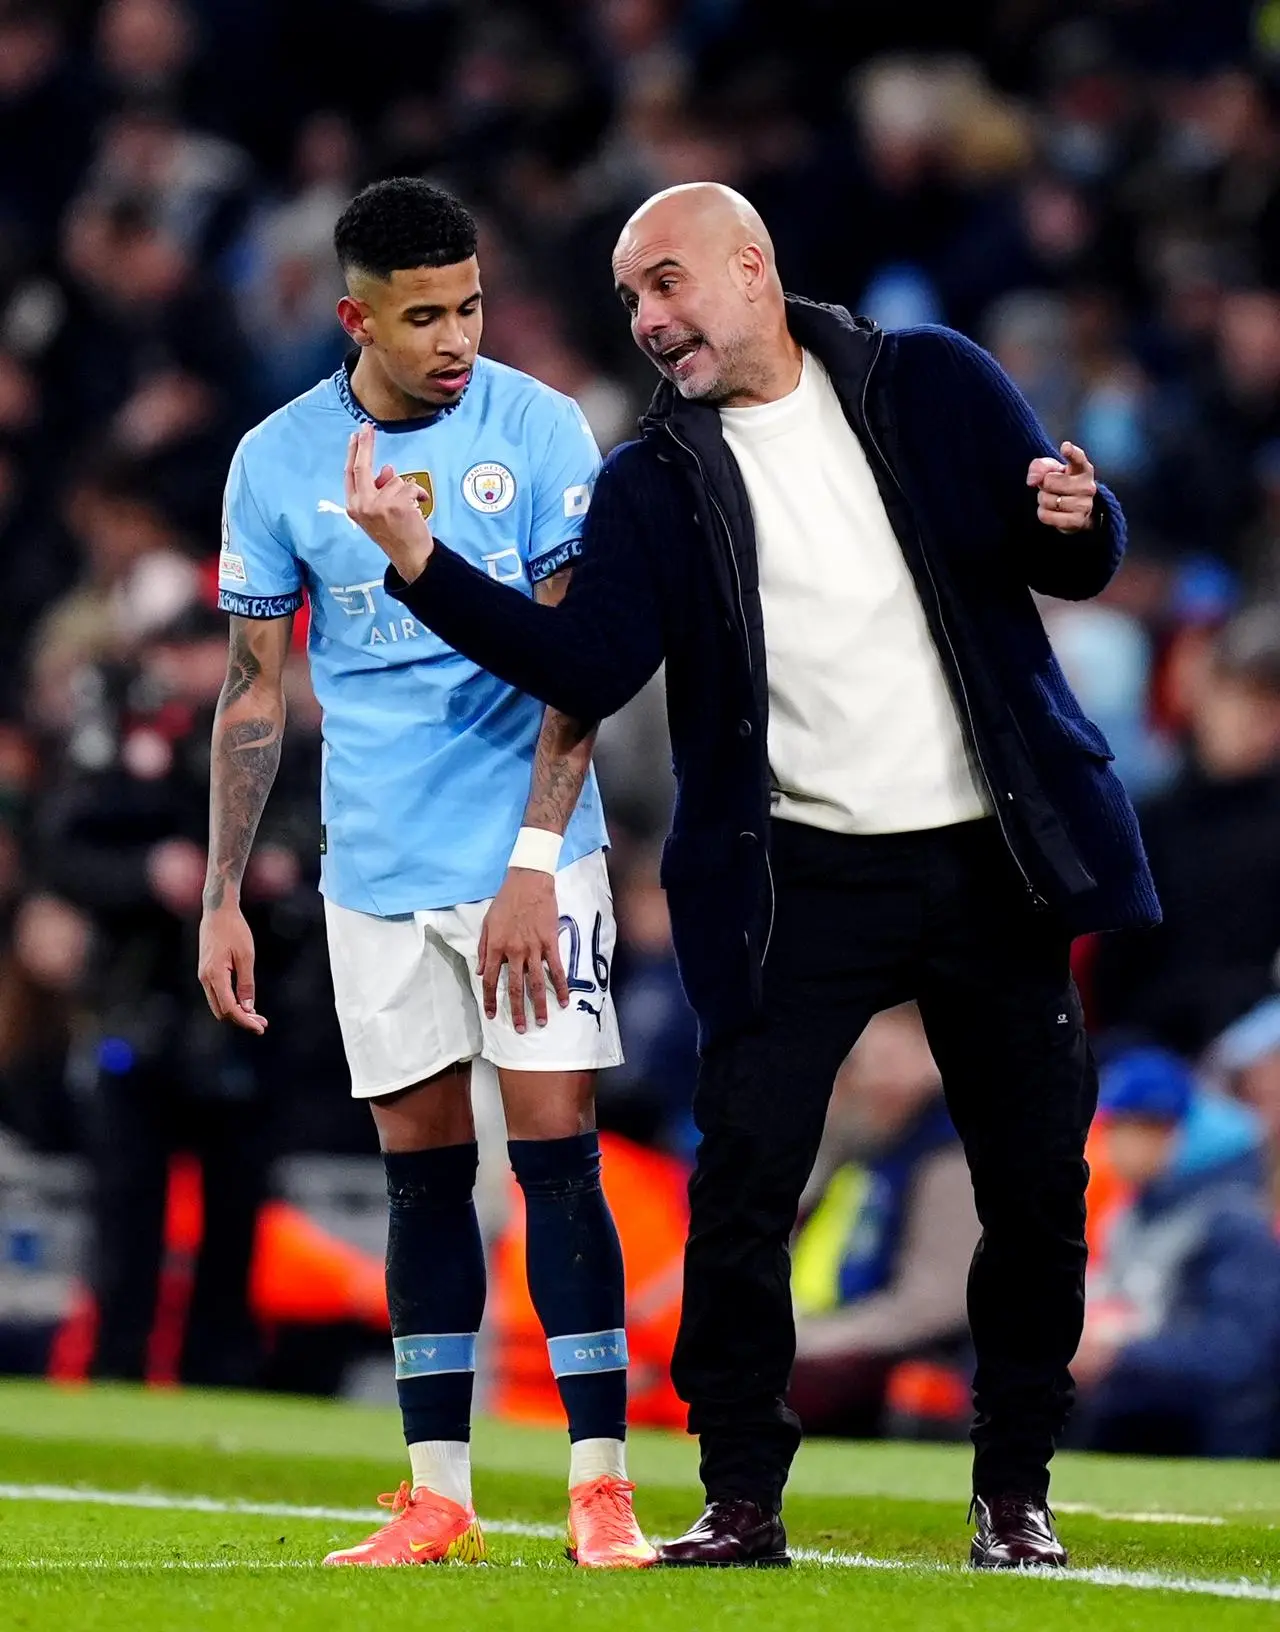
[[317, 498, 358, 527]]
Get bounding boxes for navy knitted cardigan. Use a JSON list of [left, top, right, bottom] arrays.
[[391, 300, 1160, 1045]]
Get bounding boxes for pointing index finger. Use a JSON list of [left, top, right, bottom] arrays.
[[343, 431, 358, 508], [1061, 441, 1091, 473], [351, 422, 376, 500]]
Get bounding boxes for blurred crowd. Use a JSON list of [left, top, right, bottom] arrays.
[[1, 0, 1279, 1449]]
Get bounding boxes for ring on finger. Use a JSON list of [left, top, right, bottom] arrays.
[[1054, 493, 1063, 510]]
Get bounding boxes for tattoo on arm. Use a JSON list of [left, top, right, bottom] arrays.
[[223, 625, 263, 705], [524, 710, 596, 836], [521, 564, 597, 837], [204, 617, 290, 911]]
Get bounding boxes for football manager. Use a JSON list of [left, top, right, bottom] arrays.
[[346, 183, 1160, 1570]]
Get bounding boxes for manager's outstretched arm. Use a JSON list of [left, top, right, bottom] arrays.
[[343, 424, 664, 721], [927, 330, 1125, 601]]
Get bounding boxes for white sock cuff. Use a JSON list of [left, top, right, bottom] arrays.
[[568, 1436, 627, 1488], [408, 1439, 473, 1508]]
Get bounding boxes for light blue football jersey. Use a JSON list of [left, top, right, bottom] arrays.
[[217, 355, 608, 916]]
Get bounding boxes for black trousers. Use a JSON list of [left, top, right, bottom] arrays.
[[671, 817, 1098, 1510]]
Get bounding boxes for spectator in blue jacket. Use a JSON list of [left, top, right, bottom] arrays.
[[1075, 1046, 1280, 1458], [1206, 993, 1280, 1232]]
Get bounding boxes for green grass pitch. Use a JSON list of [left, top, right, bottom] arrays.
[[0, 1382, 1277, 1629]]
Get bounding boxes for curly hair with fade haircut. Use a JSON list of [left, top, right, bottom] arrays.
[[334, 177, 478, 282]]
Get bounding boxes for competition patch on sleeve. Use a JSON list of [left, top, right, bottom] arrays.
[[528, 537, 584, 583], [563, 483, 591, 518], [217, 587, 304, 619], [218, 550, 248, 585]]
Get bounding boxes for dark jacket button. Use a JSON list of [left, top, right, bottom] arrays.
[[738, 718, 752, 738]]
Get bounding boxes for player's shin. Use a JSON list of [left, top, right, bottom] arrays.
[[384, 1142, 486, 1506], [508, 1131, 655, 1566], [507, 1131, 628, 1476]]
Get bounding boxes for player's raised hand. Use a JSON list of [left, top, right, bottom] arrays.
[[345, 423, 435, 581], [478, 868, 571, 1033], [198, 900, 268, 1035], [1027, 441, 1098, 533]]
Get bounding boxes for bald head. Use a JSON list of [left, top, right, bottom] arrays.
[[617, 183, 778, 273], [612, 183, 799, 406]]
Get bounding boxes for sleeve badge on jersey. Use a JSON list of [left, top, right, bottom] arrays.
[[563, 484, 591, 518], [462, 461, 516, 513], [219, 550, 247, 584]]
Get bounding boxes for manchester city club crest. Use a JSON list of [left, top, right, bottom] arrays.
[[461, 461, 516, 513]]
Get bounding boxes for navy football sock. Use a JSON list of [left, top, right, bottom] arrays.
[[508, 1132, 628, 1444], [383, 1143, 485, 1446]]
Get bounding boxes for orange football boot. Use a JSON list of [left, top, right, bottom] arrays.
[[322, 1482, 486, 1566], [566, 1475, 657, 1568]]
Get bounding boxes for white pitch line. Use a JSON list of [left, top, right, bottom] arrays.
[[1054, 1503, 1226, 1527], [0, 1484, 1276, 1602], [1053, 1565, 1280, 1602], [0, 1480, 1241, 1530], [0, 1483, 559, 1539], [0, 1483, 1236, 1531], [0, 1559, 562, 1572], [790, 1548, 1280, 1602], [0, 1560, 315, 1571]]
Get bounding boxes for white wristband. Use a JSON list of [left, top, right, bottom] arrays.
[[508, 826, 563, 874]]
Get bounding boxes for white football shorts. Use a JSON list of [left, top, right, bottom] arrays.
[[324, 848, 623, 1098]]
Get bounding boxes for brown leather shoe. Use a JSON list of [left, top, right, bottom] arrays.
[[658, 1500, 791, 1567], [970, 1495, 1068, 1569]]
